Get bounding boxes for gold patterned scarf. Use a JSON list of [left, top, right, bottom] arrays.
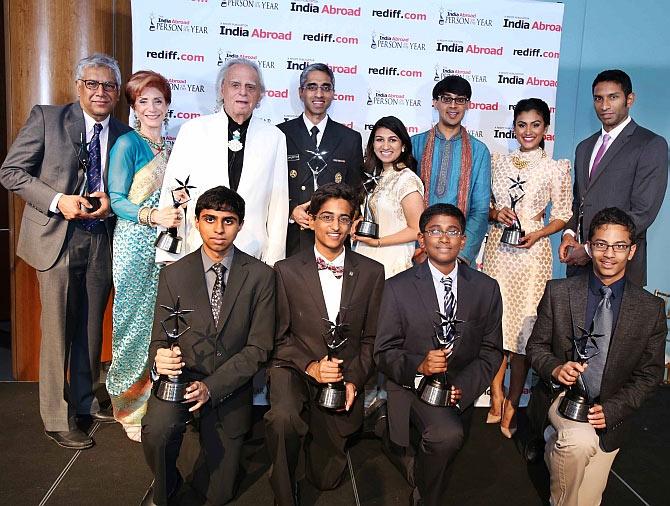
[[419, 125, 473, 217], [127, 149, 170, 205]]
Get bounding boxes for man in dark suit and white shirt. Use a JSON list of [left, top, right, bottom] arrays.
[[528, 207, 666, 506], [559, 69, 668, 286], [375, 203, 503, 506], [278, 63, 363, 256], [141, 186, 275, 505], [0, 53, 131, 449], [264, 183, 384, 505]]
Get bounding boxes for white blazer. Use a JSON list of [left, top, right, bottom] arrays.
[[155, 111, 288, 266]]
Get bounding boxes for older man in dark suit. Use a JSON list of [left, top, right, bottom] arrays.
[[559, 69, 668, 286], [141, 186, 275, 506], [375, 203, 503, 506], [278, 63, 363, 257], [0, 53, 131, 449], [528, 207, 666, 506], [264, 183, 384, 506]]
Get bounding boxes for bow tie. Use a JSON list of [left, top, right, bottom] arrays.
[[316, 257, 344, 279]]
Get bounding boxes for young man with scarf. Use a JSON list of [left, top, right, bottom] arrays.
[[411, 75, 491, 266]]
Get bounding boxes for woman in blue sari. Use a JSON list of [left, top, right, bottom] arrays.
[[106, 71, 182, 441]]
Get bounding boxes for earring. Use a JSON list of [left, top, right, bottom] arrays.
[[401, 147, 405, 153], [133, 117, 141, 130]]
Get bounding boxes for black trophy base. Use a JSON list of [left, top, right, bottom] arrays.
[[418, 376, 451, 407], [318, 382, 347, 410], [356, 220, 379, 239], [558, 392, 591, 422], [155, 230, 183, 254], [154, 376, 189, 402], [500, 228, 525, 246], [81, 196, 101, 213]]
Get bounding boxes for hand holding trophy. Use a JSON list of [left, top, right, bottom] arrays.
[[317, 313, 350, 410], [356, 167, 381, 239], [155, 176, 196, 253]]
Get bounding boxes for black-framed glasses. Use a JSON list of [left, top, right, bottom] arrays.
[[436, 95, 468, 105], [589, 241, 632, 253], [78, 79, 119, 92], [316, 213, 352, 226], [301, 83, 334, 93], [425, 228, 463, 238]]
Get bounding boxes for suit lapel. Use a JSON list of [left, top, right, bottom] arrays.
[[298, 249, 329, 320], [217, 248, 249, 332], [339, 252, 359, 321], [580, 133, 599, 191], [568, 275, 589, 360], [318, 119, 344, 168], [588, 121, 636, 189], [65, 103, 86, 187], [413, 262, 440, 324], [451, 264, 474, 354], [179, 251, 214, 325], [600, 280, 636, 390]]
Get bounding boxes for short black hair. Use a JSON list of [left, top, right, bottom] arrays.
[[513, 98, 551, 149], [419, 203, 466, 233], [588, 207, 636, 243], [308, 182, 358, 217], [432, 75, 472, 100], [195, 185, 245, 221], [592, 69, 633, 97]]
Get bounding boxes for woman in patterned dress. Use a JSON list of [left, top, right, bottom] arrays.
[[352, 116, 425, 278], [106, 71, 182, 442], [482, 99, 572, 438]]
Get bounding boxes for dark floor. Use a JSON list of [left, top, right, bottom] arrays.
[[1, 382, 667, 505]]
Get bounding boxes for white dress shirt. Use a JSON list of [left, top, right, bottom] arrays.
[[302, 114, 329, 148], [314, 246, 345, 323], [427, 258, 459, 314], [49, 111, 111, 213]]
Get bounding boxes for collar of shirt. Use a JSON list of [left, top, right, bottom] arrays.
[[588, 270, 625, 301], [226, 112, 252, 136], [599, 115, 631, 145], [427, 259, 459, 308], [302, 114, 329, 147], [201, 246, 235, 284], [434, 125, 462, 143], [82, 110, 110, 139], [314, 245, 345, 269]]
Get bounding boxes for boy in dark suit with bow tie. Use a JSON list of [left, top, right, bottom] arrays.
[[265, 183, 385, 505]]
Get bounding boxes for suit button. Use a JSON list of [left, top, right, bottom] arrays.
[[300, 185, 306, 191], [216, 351, 222, 357]]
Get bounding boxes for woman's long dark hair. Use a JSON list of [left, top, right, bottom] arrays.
[[363, 116, 417, 174], [513, 98, 550, 150]]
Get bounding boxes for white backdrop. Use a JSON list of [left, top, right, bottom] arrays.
[[131, 0, 565, 406]]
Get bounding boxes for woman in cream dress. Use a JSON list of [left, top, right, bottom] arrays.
[[352, 116, 424, 279], [482, 98, 572, 438]]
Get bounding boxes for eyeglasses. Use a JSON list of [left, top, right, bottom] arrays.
[[316, 213, 352, 226], [78, 79, 119, 92], [301, 83, 334, 93], [424, 228, 463, 238], [436, 95, 468, 105], [590, 241, 632, 253]]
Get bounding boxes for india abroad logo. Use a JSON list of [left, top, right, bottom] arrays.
[[498, 72, 558, 87], [370, 31, 426, 51], [493, 126, 515, 140], [220, 0, 280, 10], [218, 50, 276, 69], [366, 89, 422, 107], [436, 40, 502, 55], [167, 78, 206, 93], [502, 16, 562, 31], [434, 66, 487, 83], [289, 1, 361, 16], [219, 23, 292, 40], [148, 12, 208, 34], [438, 6, 493, 27], [285, 58, 316, 71]]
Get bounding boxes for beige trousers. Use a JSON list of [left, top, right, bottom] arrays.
[[545, 393, 619, 506]]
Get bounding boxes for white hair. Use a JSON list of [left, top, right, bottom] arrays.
[[75, 53, 122, 86], [214, 57, 265, 109]]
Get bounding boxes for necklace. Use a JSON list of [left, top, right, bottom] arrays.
[[138, 131, 165, 152], [229, 129, 243, 152], [512, 148, 546, 170]]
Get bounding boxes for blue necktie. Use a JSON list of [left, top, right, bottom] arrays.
[[582, 286, 613, 400], [83, 123, 103, 231]]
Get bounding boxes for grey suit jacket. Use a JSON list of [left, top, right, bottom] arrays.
[[565, 120, 668, 286], [0, 102, 130, 271], [526, 274, 666, 451], [374, 261, 503, 446], [149, 247, 276, 437]]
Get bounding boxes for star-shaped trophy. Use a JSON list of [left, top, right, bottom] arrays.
[[317, 312, 350, 410], [356, 167, 382, 239], [155, 175, 196, 254], [418, 310, 463, 407], [154, 297, 195, 402], [558, 325, 604, 422], [500, 174, 526, 246], [305, 149, 329, 192]]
